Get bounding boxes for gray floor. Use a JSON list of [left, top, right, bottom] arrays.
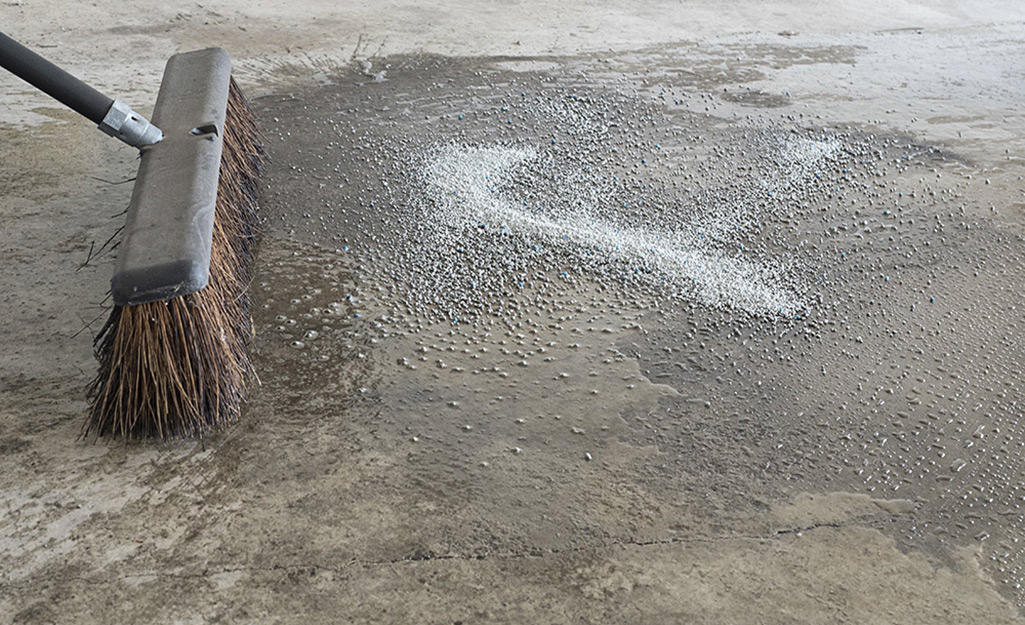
[[3, 2, 1025, 623]]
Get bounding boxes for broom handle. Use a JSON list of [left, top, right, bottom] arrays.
[[0, 31, 162, 147], [0, 30, 113, 123]]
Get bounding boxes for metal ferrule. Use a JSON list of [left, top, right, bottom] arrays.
[[98, 99, 164, 148]]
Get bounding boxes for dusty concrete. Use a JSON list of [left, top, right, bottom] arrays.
[[3, 2, 1025, 624]]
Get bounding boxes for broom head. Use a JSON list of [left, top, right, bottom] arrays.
[[85, 48, 263, 440]]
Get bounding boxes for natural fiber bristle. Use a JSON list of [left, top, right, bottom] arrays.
[[84, 78, 263, 441]]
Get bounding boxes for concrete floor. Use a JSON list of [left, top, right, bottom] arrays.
[[3, 2, 1025, 623]]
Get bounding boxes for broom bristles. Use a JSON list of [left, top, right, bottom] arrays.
[[84, 79, 263, 441]]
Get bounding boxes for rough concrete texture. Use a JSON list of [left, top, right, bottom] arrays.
[[3, 2, 1025, 624]]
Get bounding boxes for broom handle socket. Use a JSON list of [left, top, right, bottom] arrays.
[[0, 31, 162, 148], [98, 99, 163, 147]]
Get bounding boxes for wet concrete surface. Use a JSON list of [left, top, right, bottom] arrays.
[[3, 6, 1025, 624], [250, 51, 1025, 617]]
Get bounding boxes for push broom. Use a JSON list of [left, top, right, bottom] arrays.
[[0, 32, 263, 440]]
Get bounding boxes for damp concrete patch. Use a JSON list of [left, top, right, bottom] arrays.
[[247, 50, 1025, 619]]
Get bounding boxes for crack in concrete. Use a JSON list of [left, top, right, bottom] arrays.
[[0, 522, 846, 590], [370, 522, 846, 566]]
